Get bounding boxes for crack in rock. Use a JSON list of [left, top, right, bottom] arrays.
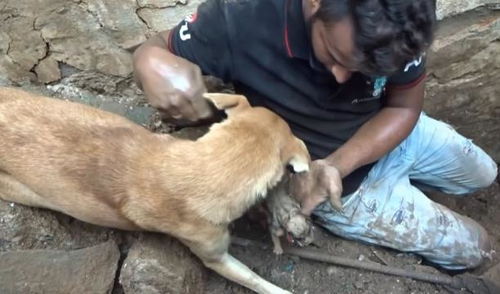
[[136, 0, 186, 9], [135, 7, 151, 30], [79, 0, 104, 29]]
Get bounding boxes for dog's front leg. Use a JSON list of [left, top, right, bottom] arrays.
[[186, 231, 291, 294], [204, 252, 292, 294]]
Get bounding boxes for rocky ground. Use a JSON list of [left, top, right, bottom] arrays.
[[0, 74, 499, 294]]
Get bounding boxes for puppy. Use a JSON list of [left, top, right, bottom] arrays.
[[266, 177, 314, 255], [0, 87, 310, 294]]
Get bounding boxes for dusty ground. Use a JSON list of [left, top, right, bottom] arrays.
[[203, 178, 500, 294]]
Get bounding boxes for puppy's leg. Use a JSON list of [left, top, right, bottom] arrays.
[[0, 171, 47, 208], [271, 228, 284, 255], [185, 229, 291, 294]]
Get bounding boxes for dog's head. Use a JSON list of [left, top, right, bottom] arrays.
[[203, 93, 311, 175]]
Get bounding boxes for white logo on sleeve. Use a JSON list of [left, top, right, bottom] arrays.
[[179, 22, 191, 41], [404, 55, 423, 72], [179, 13, 197, 41]]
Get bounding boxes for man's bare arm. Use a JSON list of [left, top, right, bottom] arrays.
[[326, 78, 425, 178]]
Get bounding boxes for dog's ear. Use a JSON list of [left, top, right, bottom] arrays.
[[287, 155, 310, 173], [203, 93, 250, 114], [285, 138, 310, 174]]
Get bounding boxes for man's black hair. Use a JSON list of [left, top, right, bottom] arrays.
[[315, 0, 437, 76]]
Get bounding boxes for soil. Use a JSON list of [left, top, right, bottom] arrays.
[[204, 179, 500, 294]]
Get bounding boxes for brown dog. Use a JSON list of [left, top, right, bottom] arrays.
[[0, 87, 310, 294]]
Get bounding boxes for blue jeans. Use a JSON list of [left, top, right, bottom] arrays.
[[313, 113, 498, 270]]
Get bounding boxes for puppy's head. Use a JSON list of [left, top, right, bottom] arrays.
[[284, 214, 315, 247]]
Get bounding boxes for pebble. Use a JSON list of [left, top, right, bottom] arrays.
[[354, 281, 364, 289], [326, 266, 338, 275]]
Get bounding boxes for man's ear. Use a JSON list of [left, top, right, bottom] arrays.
[[311, 0, 321, 11], [304, 0, 321, 18]]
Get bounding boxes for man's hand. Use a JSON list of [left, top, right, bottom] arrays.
[[289, 159, 343, 216], [133, 34, 213, 122]]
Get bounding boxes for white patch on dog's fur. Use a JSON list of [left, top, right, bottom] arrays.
[[289, 156, 309, 173]]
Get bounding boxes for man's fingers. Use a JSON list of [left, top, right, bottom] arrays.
[[191, 95, 214, 119], [329, 193, 343, 212], [328, 184, 343, 212], [170, 94, 198, 121], [326, 166, 343, 212], [300, 194, 327, 216]]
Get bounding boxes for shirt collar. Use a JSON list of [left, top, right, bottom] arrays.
[[283, 0, 330, 73], [283, 0, 310, 60]]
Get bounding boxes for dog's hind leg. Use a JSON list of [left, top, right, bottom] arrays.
[[0, 171, 47, 208], [185, 230, 291, 294]]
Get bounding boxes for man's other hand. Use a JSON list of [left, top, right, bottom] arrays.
[[289, 159, 343, 216]]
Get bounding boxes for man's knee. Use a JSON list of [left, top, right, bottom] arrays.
[[475, 226, 494, 266], [461, 226, 493, 269], [477, 161, 498, 189], [439, 223, 493, 270], [455, 140, 497, 192]]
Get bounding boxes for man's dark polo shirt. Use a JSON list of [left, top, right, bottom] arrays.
[[168, 0, 426, 196]]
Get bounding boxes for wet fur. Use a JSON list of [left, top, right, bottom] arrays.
[[0, 88, 310, 294]]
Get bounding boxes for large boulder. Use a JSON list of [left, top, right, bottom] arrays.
[[0, 241, 120, 294], [425, 7, 500, 161], [120, 233, 206, 294]]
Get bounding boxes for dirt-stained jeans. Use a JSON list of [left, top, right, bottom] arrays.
[[313, 113, 498, 270]]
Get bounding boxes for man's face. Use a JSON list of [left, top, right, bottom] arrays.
[[308, 12, 358, 83]]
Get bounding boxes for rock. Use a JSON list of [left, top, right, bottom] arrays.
[[137, 0, 187, 8], [425, 8, 500, 162], [0, 241, 120, 294], [0, 200, 73, 251], [35, 56, 62, 84], [0, 200, 118, 251], [85, 0, 148, 49], [34, 2, 133, 77], [120, 233, 206, 294], [0, 13, 45, 83], [137, 0, 204, 31], [45, 72, 156, 127], [428, 8, 500, 73], [436, 0, 499, 20], [481, 263, 500, 289]]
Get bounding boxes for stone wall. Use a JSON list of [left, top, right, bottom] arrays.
[[0, 0, 499, 160]]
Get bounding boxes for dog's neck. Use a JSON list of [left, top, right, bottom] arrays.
[[151, 119, 287, 225]]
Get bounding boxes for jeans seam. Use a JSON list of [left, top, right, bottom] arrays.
[[411, 164, 478, 194]]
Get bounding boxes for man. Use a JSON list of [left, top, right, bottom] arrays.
[[133, 0, 498, 270]]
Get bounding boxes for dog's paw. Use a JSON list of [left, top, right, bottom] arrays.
[[272, 246, 284, 255]]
